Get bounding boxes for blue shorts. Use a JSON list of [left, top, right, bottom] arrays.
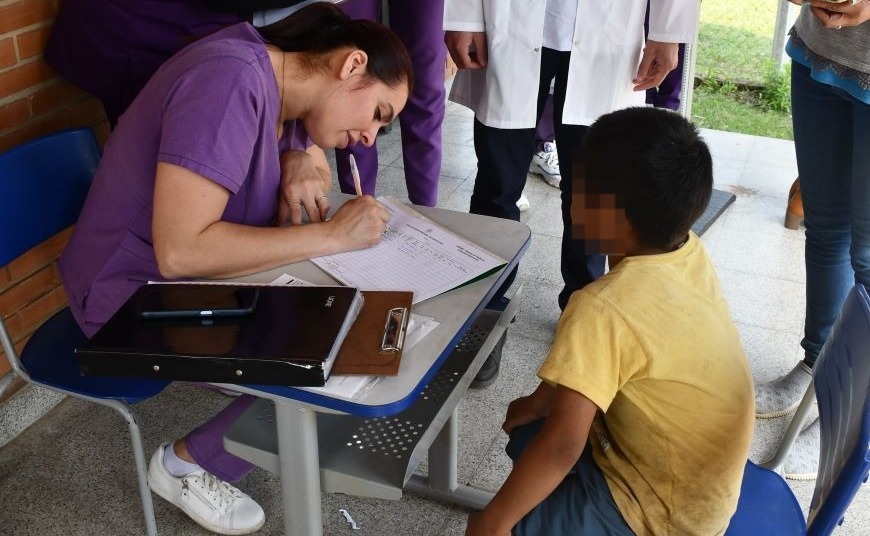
[[505, 420, 635, 536]]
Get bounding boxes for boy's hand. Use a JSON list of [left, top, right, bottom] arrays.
[[476, 386, 598, 533], [503, 395, 547, 434], [503, 383, 556, 434]]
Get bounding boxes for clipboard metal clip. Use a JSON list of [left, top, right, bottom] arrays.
[[380, 307, 409, 353]]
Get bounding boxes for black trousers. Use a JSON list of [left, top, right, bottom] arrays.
[[469, 48, 605, 308]]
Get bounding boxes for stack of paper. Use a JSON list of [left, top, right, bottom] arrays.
[[312, 197, 506, 304]]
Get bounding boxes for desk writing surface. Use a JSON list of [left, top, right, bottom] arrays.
[[218, 196, 530, 416]]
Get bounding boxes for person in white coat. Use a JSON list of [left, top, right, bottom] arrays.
[[444, 1, 699, 327]]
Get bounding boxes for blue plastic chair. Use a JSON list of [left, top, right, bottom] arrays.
[[726, 284, 870, 535], [0, 128, 169, 536]]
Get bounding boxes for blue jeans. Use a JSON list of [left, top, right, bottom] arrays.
[[791, 61, 870, 364]]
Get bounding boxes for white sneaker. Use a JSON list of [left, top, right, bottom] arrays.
[[516, 194, 530, 212], [783, 416, 820, 481], [529, 141, 561, 188], [755, 361, 813, 418], [148, 443, 265, 535]]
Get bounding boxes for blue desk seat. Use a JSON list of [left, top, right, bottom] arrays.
[[0, 128, 170, 536], [726, 284, 870, 535]]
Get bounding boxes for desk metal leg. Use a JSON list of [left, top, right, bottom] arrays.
[[405, 408, 494, 510], [275, 400, 322, 536]]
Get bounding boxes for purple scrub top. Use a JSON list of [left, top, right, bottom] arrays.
[[60, 23, 311, 336]]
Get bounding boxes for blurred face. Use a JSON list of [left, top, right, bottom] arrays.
[[571, 178, 628, 256], [304, 76, 408, 150]]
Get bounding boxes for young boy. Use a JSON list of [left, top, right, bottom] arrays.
[[466, 107, 755, 536]]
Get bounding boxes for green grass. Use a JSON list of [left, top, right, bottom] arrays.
[[692, 0, 794, 139], [696, 0, 781, 85], [692, 85, 794, 140]]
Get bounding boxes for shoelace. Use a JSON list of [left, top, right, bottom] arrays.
[[183, 471, 244, 514], [542, 150, 559, 168], [541, 143, 559, 168]]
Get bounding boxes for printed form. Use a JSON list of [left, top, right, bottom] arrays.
[[312, 197, 506, 304]]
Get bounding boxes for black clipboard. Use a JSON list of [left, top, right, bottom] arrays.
[[76, 283, 363, 386]]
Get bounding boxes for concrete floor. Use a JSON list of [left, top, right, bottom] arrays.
[[1, 97, 868, 535]]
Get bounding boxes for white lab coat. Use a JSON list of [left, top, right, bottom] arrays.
[[443, 0, 700, 128]]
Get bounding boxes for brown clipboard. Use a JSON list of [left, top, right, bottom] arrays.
[[331, 290, 413, 375]]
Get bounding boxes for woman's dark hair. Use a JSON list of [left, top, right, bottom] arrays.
[[257, 3, 413, 92], [578, 107, 714, 249]]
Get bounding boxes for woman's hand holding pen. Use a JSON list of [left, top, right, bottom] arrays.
[[327, 196, 391, 251], [278, 149, 332, 226], [323, 154, 390, 251]]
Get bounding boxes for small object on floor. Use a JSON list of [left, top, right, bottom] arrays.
[[516, 194, 530, 213], [691, 188, 735, 236], [339, 509, 360, 530], [148, 443, 265, 535], [471, 330, 507, 388], [782, 416, 820, 481], [784, 177, 804, 230], [755, 361, 813, 419], [529, 141, 561, 188]]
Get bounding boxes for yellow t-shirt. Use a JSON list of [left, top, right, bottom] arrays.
[[538, 233, 754, 536]]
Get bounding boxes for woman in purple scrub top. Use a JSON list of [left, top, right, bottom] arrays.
[[58, 5, 412, 534]]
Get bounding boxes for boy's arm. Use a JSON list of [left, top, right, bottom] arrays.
[[502, 381, 556, 433], [466, 385, 599, 536]]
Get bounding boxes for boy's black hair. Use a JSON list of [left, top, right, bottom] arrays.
[[578, 107, 713, 249]]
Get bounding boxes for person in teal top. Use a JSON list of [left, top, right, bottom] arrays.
[[755, 0, 869, 480]]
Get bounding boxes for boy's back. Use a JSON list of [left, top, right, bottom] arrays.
[[540, 232, 754, 535]]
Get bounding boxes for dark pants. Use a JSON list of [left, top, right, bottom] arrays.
[[535, 93, 556, 148], [470, 47, 605, 306], [790, 61, 870, 365], [505, 420, 635, 536], [547, 49, 607, 309]]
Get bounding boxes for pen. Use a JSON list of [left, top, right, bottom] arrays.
[[349, 154, 363, 197]]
